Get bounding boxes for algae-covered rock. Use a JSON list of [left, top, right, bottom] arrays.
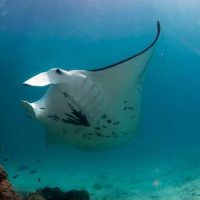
[[0, 165, 21, 200]]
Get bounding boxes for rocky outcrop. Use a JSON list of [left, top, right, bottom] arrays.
[[0, 165, 21, 200], [0, 165, 90, 200], [25, 187, 90, 200]]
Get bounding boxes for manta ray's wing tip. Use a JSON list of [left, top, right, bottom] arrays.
[[157, 21, 161, 32], [23, 82, 31, 86]]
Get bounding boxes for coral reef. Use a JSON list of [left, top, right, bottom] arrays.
[[0, 165, 21, 200]]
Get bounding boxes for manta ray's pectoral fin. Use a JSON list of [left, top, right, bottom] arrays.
[[21, 100, 37, 120]]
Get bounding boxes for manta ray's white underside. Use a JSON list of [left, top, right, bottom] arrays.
[[22, 22, 160, 151]]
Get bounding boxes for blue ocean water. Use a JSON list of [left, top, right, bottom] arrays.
[[0, 0, 200, 198]]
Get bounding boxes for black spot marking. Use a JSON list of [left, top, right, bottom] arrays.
[[63, 129, 67, 134], [124, 106, 127, 110], [128, 106, 134, 111], [114, 121, 120, 125], [56, 68, 63, 74], [102, 125, 107, 129], [107, 120, 112, 123], [95, 132, 105, 137], [102, 114, 107, 119], [124, 100, 127, 104], [88, 133, 93, 136], [106, 135, 111, 138], [63, 92, 68, 98], [131, 115, 135, 119], [95, 127, 101, 130]]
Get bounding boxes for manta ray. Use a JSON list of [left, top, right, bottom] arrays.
[[22, 22, 161, 151]]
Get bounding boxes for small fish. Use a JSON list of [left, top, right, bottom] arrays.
[[3, 158, 8, 162], [29, 170, 37, 174], [18, 165, 28, 171], [12, 175, 19, 179], [38, 178, 41, 183]]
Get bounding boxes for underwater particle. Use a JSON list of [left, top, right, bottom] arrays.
[[107, 120, 111, 123], [93, 183, 103, 190], [29, 170, 37, 174], [12, 175, 19, 179], [153, 179, 160, 187]]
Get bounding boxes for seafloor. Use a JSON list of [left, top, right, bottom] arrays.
[[2, 156, 200, 200]]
